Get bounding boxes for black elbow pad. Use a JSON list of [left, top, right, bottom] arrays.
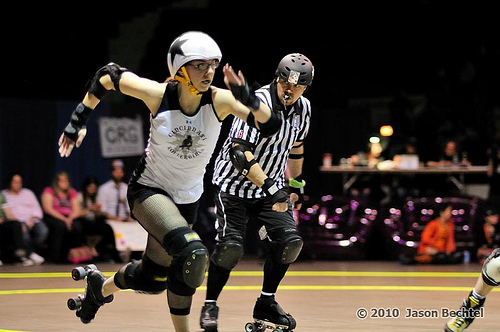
[[87, 62, 129, 99], [257, 110, 282, 137], [229, 144, 256, 176]]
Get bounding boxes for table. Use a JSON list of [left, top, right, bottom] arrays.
[[319, 165, 489, 194]]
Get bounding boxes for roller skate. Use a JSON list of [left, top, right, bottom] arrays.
[[244, 296, 296, 332], [67, 264, 114, 324], [444, 291, 485, 332], [200, 302, 219, 332]]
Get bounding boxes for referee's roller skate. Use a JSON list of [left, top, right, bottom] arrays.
[[200, 302, 219, 332], [67, 264, 114, 324], [244, 296, 296, 332], [444, 291, 485, 332]]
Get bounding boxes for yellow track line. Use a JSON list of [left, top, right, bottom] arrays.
[[0, 271, 481, 279], [2, 285, 500, 296]]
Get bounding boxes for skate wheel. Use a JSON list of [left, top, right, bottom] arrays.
[[85, 264, 97, 271], [67, 296, 82, 310], [273, 329, 284, 332], [245, 322, 255, 332], [71, 267, 87, 281]]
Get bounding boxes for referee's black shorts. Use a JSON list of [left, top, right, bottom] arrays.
[[213, 188, 297, 243]]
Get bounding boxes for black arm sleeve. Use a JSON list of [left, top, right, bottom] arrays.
[[257, 110, 282, 137]]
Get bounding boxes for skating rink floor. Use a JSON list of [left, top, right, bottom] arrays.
[[1, 259, 499, 331]]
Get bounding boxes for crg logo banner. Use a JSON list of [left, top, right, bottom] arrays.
[[98, 116, 144, 157]]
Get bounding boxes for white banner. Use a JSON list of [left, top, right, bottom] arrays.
[[98, 116, 144, 157]]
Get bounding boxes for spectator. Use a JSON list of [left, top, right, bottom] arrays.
[[77, 176, 118, 261], [415, 205, 463, 264], [2, 173, 47, 264], [349, 138, 388, 203], [0, 191, 33, 265], [41, 171, 85, 263], [351, 138, 385, 168], [426, 139, 470, 167], [97, 159, 131, 221], [476, 208, 500, 265]]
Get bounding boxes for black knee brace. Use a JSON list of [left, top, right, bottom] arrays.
[[114, 255, 169, 294], [163, 227, 208, 290], [211, 240, 244, 270], [272, 233, 303, 264]]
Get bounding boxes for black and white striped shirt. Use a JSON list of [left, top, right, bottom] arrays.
[[213, 81, 311, 199]]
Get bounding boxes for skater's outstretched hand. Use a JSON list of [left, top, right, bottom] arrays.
[[223, 63, 246, 89], [58, 128, 87, 157]]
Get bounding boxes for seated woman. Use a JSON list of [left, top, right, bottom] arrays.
[[2, 173, 48, 264], [77, 176, 118, 262], [41, 171, 85, 263], [0, 192, 33, 265], [415, 204, 463, 264], [400, 204, 463, 264]]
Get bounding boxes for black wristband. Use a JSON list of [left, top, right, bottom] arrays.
[[229, 81, 260, 111], [63, 103, 93, 141], [262, 178, 279, 196], [262, 178, 288, 204]]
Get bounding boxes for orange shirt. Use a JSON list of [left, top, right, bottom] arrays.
[[417, 218, 456, 255]]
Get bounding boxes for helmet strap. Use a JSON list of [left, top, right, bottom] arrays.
[[175, 67, 202, 96]]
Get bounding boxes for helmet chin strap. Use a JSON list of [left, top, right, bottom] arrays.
[[175, 66, 202, 96]]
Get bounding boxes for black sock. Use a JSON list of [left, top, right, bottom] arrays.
[[261, 255, 290, 295], [206, 263, 231, 302]]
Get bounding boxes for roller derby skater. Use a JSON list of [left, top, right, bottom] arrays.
[[200, 53, 314, 332], [58, 30, 278, 332], [444, 248, 500, 331], [67, 264, 114, 324]]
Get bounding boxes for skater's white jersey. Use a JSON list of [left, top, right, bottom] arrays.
[[133, 82, 222, 204]]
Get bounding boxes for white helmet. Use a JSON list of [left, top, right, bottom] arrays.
[[167, 31, 222, 77]]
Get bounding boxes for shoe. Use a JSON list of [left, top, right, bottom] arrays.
[[16, 257, 34, 267], [444, 291, 485, 332], [29, 252, 45, 265], [200, 302, 219, 332], [76, 268, 114, 324], [253, 296, 296, 330]]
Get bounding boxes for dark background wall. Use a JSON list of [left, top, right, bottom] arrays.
[[1, 1, 499, 199]]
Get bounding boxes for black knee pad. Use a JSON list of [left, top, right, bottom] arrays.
[[272, 233, 303, 264], [211, 240, 244, 270], [114, 255, 168, 294], [163, 227, 208, 289]]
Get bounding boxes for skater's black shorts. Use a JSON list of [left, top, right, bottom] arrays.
[[214, 188, 297, 243], [127, 181, 199, 225]]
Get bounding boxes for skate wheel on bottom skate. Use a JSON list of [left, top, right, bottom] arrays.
[[67, 296, 83, 310], [245, 322, 257, 332], [71, 267, 87, 280], [273, 329, 284, 332]]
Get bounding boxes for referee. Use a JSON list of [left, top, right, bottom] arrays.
[[200, 53, 314, 332]]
